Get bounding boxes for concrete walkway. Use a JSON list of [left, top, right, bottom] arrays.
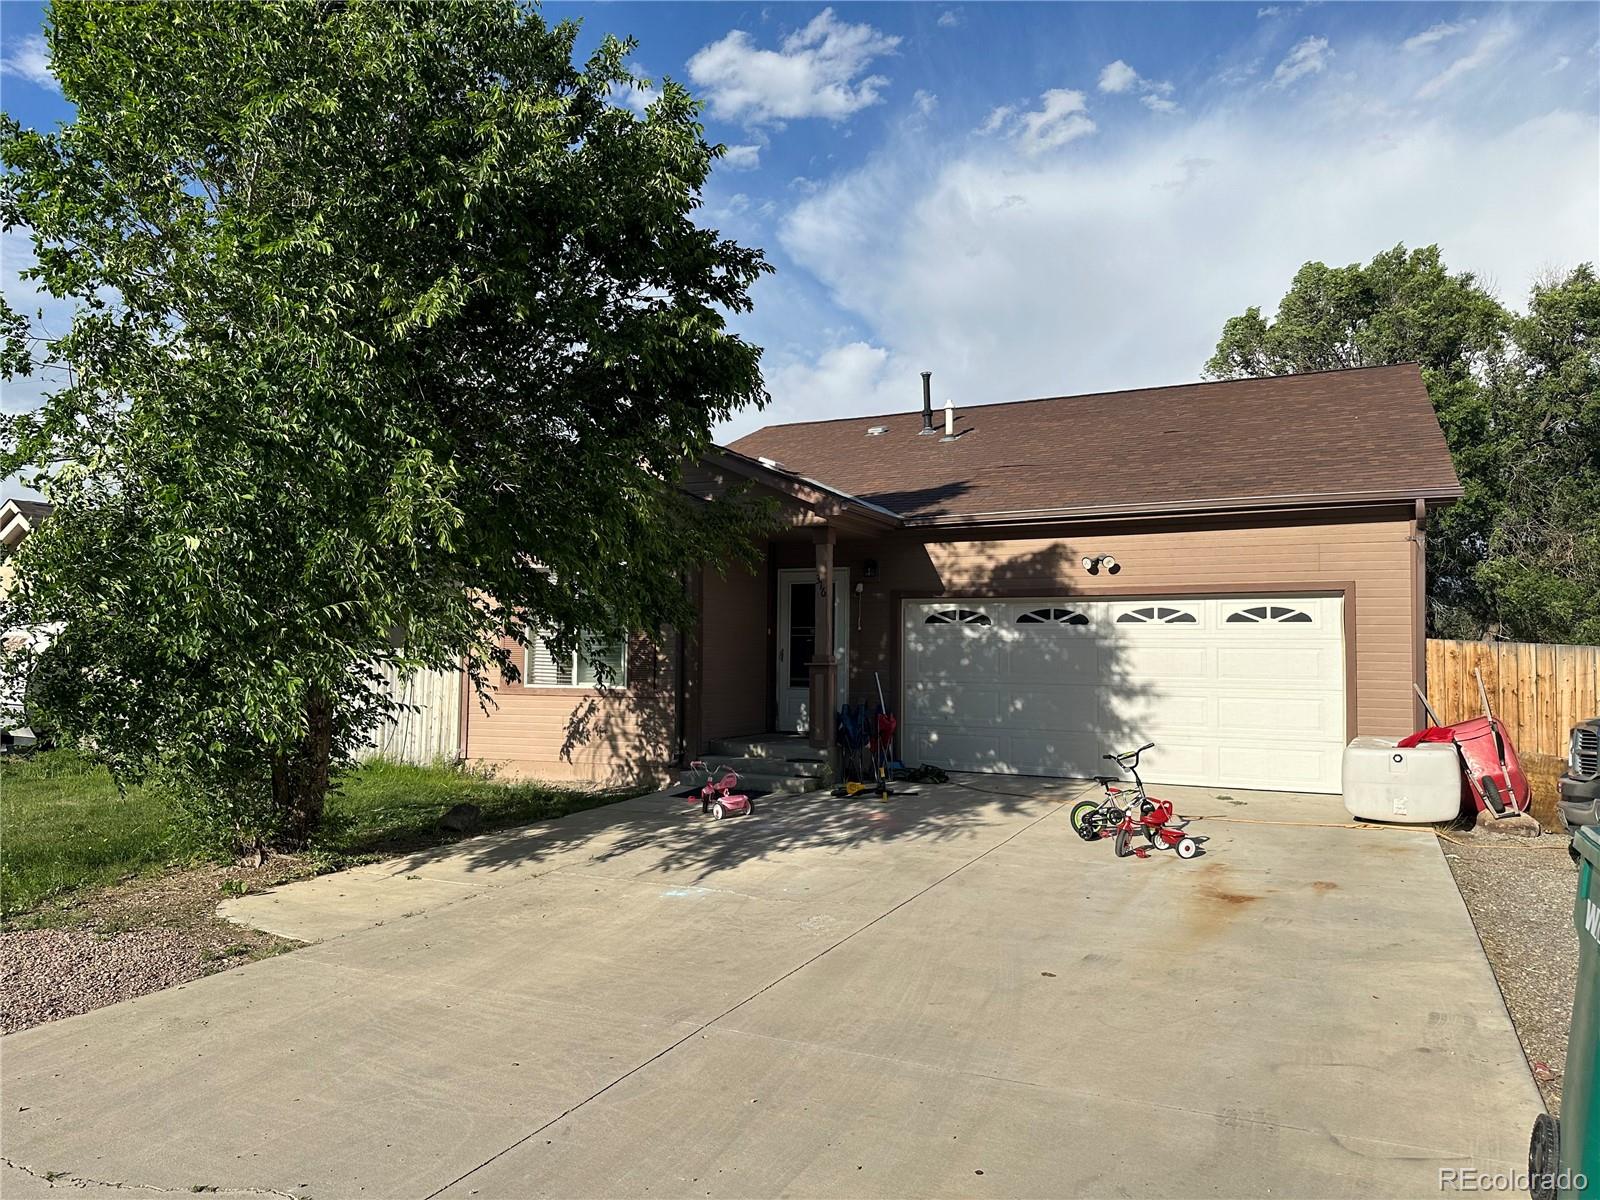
[[2, 779, 1541, 1198]]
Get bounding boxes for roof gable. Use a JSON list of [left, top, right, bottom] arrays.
[[0, 498, 52, 548]]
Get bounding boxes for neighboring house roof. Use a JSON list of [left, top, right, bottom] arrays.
[[727, 364, 1462, 527], [0, 498, 52, 549]]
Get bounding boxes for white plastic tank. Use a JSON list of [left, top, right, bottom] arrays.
[[1342, 736, 1463, 823]]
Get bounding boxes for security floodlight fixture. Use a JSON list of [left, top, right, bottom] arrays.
[[1081, 555, 1094, 571], [1082, 554, 1120, 574]]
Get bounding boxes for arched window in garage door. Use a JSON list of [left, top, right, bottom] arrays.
[[1016, 607, 1090, 625], [1116, 605, 1197, 624], [1225, 605, 1315, 624], [924, 608, 992, 626]]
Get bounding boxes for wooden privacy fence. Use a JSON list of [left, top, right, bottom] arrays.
[[1426, 639, 1600, 759], [357, 662, 462, 766]]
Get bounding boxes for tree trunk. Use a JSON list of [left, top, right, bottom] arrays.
[[271, 687, 334, 847]]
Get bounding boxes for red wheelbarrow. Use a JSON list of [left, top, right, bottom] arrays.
[[1405, 670, 1531, 819]]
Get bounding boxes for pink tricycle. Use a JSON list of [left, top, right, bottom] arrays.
[[687, 761, 755, 820]]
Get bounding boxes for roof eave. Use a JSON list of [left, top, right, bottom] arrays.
[[696, 448, 904, 530], [896, 487, 1464, 529]]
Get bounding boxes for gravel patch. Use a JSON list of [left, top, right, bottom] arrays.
[[2, 861, 304, 1035], [4, 927, 231, 1031], [1440, 826, 1580, 1113]]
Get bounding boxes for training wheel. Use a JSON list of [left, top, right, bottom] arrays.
[[1176, 836, 1198, 860]]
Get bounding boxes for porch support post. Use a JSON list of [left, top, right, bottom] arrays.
[[808, 527, 837, 750]]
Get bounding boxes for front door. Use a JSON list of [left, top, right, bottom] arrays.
[[775, 567, 850, 734]]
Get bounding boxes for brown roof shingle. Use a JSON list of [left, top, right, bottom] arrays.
[[728, 364, 1461, 523], [6, 499, 53, 524]]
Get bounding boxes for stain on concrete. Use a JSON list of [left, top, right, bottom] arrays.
[[1201, 885, 1262, 906]]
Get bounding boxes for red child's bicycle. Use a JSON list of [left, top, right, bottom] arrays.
[[1070, 743, 1204, 860]]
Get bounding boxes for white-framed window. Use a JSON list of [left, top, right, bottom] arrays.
[[526, 634, 628, 688]]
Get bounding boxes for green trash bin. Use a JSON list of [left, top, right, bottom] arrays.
[[1530, 824, 1600, 1199]]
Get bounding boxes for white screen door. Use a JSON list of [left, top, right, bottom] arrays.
[[776, 568, 850, 734]]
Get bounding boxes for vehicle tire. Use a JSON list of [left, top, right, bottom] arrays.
[[711, 801, 727, 821], [1113, 827, 1133, 858], [1529, 1113, 1560, 1200], [745, 798, 756, 815], [1070, 800, 1100, 840], [1176, 837, 1198, 860]]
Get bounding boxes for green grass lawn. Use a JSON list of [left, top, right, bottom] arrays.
[[0, 750, 639, 920]]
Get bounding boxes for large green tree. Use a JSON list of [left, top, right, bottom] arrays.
[[1476, 266, 1600, 644], [1206, 245, 1598, 644], [1, 1, 769, 848]]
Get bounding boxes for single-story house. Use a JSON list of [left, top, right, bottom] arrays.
[[460, 363, 1461, 795]]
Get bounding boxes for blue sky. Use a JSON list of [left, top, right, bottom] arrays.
[[3, 1, 1597, 447]]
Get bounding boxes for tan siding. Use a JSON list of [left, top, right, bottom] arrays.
[[464, 634, 677, 786], [829, 511, 1418, 739], [469, 509, 1421, 780], [700, 561, 768, 740]]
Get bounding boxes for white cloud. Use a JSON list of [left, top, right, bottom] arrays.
[[687, 9, 901, 124], [1404, 22, 1470, 52], [986, 89, 1096, 154], [1548, 55, 1572, 74], [1018, 90, 1096, 152], [980, 104, 1016, 134], [748, 42, 1598, 439], [1217, 60, 1261, 86], [720, 144, 762, 170], [937, 9, 962, 29], [613, 67, 654, 116], [1098, 59, 1177, 110], [1098, 60, 1139, 94], [1416, 27, 1514, 100], [912, 89, 938, 116], [0, 34, 57, 91], [1257, 6, 1282, 18], [759, 341, 898, 428], [1271, 36, 1331, 87]]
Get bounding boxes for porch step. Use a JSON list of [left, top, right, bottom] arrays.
[[676, 769, 823, 797], [706, 735, 828, 763], [693, 756, 828, 779]]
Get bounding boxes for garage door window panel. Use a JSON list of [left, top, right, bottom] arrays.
[[1016, 607, 1090, 625], [1117, 605, 1198, 624], [924, 608, 991, 625], [1226, 604, 1316, 624]]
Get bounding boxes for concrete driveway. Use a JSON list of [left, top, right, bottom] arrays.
[[2, 778, 1540, 1198]]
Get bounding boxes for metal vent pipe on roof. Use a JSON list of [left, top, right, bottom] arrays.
[[920, 371, 936, 434]]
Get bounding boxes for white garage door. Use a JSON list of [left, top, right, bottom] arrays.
[[901, 596, 1346, 793]]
